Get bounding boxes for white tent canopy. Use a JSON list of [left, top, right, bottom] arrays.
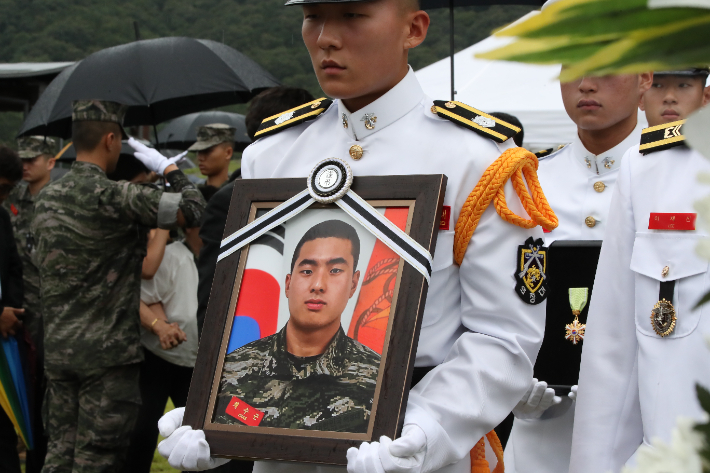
[[415, 35, 576, 151]]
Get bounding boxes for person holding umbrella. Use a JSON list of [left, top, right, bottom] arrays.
[[188, 124, 236, 189], [32, 100, 206, 473], [157, 0, 555, 472]]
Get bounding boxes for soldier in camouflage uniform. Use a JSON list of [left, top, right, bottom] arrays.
[[32, 100, 206, 473], [215, 220, 380, 433], [2, 135, 57, 472], [188, 124, 236, 188]]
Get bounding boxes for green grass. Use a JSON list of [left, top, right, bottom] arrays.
[[151, 399, 181, 473]]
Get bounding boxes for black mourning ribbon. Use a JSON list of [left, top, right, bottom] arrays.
[[659, 280, 676, 303]]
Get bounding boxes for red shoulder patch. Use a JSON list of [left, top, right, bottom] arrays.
[[10, 204, 18, 216]]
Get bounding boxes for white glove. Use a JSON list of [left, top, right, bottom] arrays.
[[568, 385, 578, 402], [512, 378, 561, 420], [347, 425, 427, 473], [128, 137, 187, 175], [157, 407, 230, 471]]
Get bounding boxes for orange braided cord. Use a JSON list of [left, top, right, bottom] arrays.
[[486, 430, 505, 473], [470, 437, 489, 473], [454, 147, 558, 266]]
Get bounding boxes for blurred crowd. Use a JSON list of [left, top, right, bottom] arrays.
[[0, 85, 315, 473]]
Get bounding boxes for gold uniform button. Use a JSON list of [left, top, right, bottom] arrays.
[[445, 101, 456, 108], [585, 216, 596, 228], [430, 105, 438, 114], [593, 181, 606, 193], [349, 145, 364, 161]]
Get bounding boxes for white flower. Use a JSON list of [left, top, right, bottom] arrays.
[[621, 417, 705, 473]]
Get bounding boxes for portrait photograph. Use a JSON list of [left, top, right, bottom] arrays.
[[184, 175, 445, 464]]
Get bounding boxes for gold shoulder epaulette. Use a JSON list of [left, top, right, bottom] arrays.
[[534, 148, 554, 159], [431, 100, 521, 143], [640, 119, 686, 155], [255, 98, 333, 139]]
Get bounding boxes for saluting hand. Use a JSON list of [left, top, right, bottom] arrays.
[[128, 137, 188, 175]]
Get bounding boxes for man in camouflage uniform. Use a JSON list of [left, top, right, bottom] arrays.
[[189, 123, 236, 188], [2, 135, 57, 472], [32, 100, 206, 473], [214, 220, 380, 433]]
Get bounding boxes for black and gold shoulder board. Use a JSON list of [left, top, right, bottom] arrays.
[[640, 119, 686, 155], [431, 100, 521, 143], [255, 98, 333, 139], [535, 148, 554, 159]]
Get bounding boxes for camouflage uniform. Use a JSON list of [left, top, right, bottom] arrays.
[[187, 123, 236, 151], [214, 325, 380, 433], [33, 100, 206, 473], [2, 136, 57, 344]]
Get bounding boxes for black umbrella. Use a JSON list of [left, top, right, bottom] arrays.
[[18, 37, 280, 140], [420, 0, 544, 101], [156, 111, 251, 152]]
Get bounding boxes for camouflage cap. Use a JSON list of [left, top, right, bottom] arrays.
[[17, 136, 58, 159], [188, 123, 236, 151], [71, 100, 129, 139], [285, 0, 374, 4]]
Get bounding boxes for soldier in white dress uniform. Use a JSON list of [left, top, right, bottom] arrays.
[[568, 67, 710, 473], [504, 71, 653, 473], [154, 0, 554, 472]]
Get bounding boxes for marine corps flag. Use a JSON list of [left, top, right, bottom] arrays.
[[348, 208, 409, 354]]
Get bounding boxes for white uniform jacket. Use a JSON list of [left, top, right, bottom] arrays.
[[570, 144, 710, 473], [537, 127, 641, 242], [504, 127, 641, 473], [242, 68, 546, 473]]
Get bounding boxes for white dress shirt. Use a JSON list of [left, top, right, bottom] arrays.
[[504, 126, 642, 473], [537, 127, 642, 242], [241, 68, 546, 473], [570, 144, 710, 473]]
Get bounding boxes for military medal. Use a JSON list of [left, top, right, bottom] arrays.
[[651, 280, 677, 337], [565, 288, 587, 345]]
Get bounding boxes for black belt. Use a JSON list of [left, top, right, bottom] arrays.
[[410, 366, 435, 389]]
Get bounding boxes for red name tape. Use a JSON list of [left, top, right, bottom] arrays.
[[440, 206, 451, 231], [225, 396, 264, 426], [648, 213, 696, 231]]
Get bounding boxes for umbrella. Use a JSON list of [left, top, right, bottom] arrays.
[[156, 111, 251, 151], [18, 37, 280, 140], [420, 0, 545, 100], [0, 335, 33, 450]]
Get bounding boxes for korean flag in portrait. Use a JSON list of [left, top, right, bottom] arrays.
[[225, 206, 410, 355]]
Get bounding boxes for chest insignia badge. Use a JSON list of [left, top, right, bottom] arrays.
[[651, 299, 676, 337], [473, 115, 496, 128], [565, 288, 588, 345], [274, 111, 295, 125], [361, 113, 377, 130], [515, 237, 548, 305]]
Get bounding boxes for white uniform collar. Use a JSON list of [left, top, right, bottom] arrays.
[[337, 66, 424, 141], [570, 124, 641, 175]]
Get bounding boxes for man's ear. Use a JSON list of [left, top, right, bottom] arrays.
[[639, 72, 653, 96], [639, 95, 646, 112], [403, 10, 429, 50], [285, 273, 292, 298], [225, 145, 233, 160], [47, 158, 56, 171], [702, 85, 710, 107], [350, 270, 361, 298]]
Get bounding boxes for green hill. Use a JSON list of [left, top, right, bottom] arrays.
[[0, 0, 533, 145]]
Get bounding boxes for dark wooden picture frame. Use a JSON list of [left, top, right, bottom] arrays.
[[184, 174, 446, 465]]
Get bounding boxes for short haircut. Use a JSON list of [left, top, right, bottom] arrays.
[[290, 220, 361, 273], [246, 87, 316, 140], [72, 121, 122, 153], [0, 146, 22, 182], [107, 154, 149, 182], [489, 112, 524, 147]]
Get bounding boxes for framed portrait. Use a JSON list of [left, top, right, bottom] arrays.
[[185, 172, 446, 465]]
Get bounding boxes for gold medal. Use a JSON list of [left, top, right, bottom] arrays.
[[565, 288, 587, 345], [651, 298, 676, 337]]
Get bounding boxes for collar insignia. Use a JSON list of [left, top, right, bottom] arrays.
[[361, 113, 377, 130]]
